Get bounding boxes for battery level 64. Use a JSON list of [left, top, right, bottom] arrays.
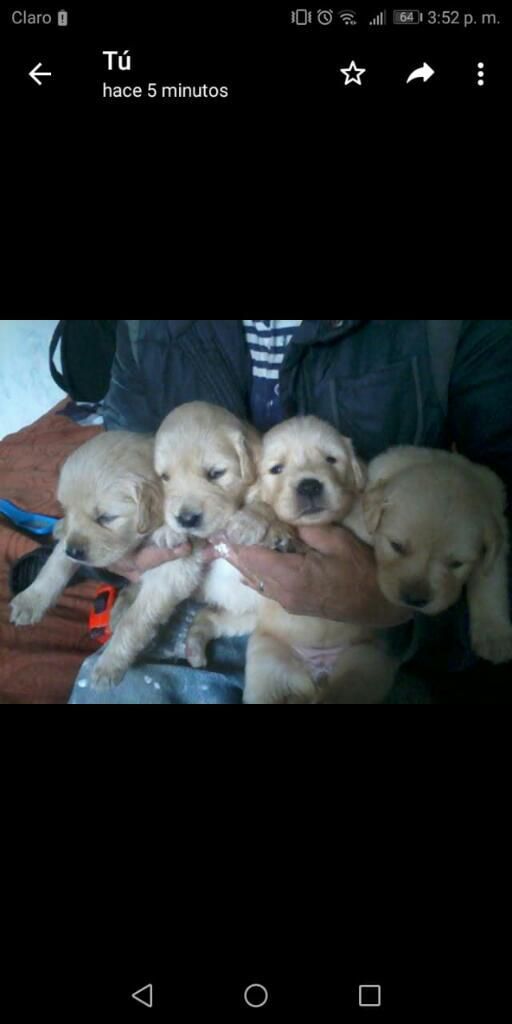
[[393, 9, 423, 23]]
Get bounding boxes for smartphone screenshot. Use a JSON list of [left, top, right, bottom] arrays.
[[2, 10, 507, 1014]]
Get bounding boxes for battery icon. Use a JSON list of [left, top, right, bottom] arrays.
[[57, 9, 68, 26], [393, 10, 423, 23]]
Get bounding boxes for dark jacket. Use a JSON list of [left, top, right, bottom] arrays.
[[104, 319, 512, 671]]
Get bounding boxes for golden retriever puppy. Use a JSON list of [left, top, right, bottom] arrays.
[[362, 446, 512, 664], [154, 401, 268, 545], [254, 414, 366, 525], [187, 416, 398, 703], [78, 402, 284, 688], [9, 430, 163, 627], [154, 401, 299, 558]]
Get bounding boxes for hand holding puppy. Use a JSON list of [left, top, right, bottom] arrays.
[[221, 524, 412, 628], [108, 540, 192, 583]]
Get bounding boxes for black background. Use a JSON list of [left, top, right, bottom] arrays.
[[1, 893, 509, 1019]]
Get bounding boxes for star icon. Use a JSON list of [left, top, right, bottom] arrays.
[[340, 60, 366, 85]]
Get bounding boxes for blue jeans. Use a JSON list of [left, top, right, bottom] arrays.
[[68, 636, 247, 704], [68, 600, 247, 704], [68, 599, 432, 704]]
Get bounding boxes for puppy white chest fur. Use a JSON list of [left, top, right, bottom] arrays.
[[200, 558, 261, 614]]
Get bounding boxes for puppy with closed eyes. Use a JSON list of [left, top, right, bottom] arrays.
[[9, 430, 163, 623], [9, 430, 168, 683], [361, 446, 512, 665], [187, 416, 398, 704], [153, 401, 283, 547]]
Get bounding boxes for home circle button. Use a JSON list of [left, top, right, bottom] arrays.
[[244, 983, 269, 1008]]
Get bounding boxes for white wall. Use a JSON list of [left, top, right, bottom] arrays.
[[0, 320, 63, 439]]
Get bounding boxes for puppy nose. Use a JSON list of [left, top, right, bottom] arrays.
[[297, 478, 324, 498], [66, 544, 87, 561], [176, 511, 202, 529], [400, 589, 430, 609]]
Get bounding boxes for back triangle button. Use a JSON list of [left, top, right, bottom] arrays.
[[131, 984, 153, 1008]]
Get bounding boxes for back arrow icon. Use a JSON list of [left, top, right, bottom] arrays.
[[131, 984, 153, 1008], [29, 62, 52, 85], [406, 62, 435, 84]]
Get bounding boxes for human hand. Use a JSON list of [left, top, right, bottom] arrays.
[[109, 541, 192, 583], [219, 525, 412, 627]]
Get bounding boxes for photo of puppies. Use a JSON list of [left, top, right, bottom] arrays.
[[9, 410, 512, 701], [3, 319, 511, 707]]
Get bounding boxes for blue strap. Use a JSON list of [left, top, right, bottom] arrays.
[[0, 498, 58, 536]]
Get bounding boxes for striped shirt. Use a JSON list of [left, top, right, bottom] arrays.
[[243, 320, 303, 431]]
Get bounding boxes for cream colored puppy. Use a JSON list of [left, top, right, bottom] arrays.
[[255, 415, 366, 525], [9, 430, 163, 623], [9, 431, 168, 684], [87, 403, 275, 687], [154, 401, 271, 545], [93, 402, 277, 687], [362, 446, 512, 664], [187, 416, 397, 703]]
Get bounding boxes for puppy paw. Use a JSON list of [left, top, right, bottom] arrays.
[[186, 632, 208, 668], [472, 624, 512, 664], [226, 509, 269, 546], [263, 522, 298, 553], [9, 590, 48, 626], [151, 525, 185, 549], [91, 656, 126, 690]]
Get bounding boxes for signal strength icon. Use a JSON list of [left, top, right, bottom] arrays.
[[338, 10, 357, 24], [369, 10, 387, 24]]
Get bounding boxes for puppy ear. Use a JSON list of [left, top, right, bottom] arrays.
[[341, 437, 367, 492], [135, 480, 163, 535], [233, 427, 261, 485], [53, 518, 65, 539], [362, 482, 388, 534], [478, 514, 507, 576]]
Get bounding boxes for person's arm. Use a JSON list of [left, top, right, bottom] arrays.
[[103, 321, 160, 432], [220, 525, 412, 628]]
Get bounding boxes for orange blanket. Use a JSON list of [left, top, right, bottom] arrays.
[[0, 402, 103, 703]]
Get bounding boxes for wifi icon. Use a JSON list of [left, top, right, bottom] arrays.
[[338, 10, 357, 24]]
